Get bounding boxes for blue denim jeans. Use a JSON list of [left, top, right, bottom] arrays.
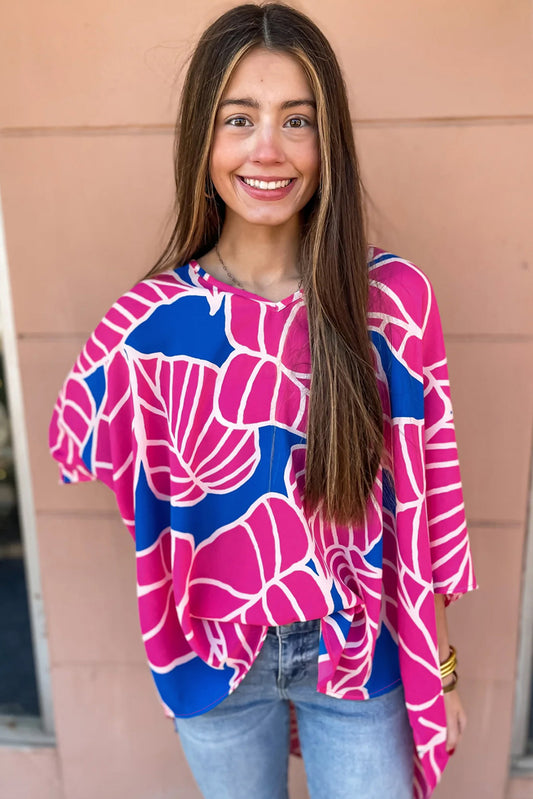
[[173, 619, 413, 798]]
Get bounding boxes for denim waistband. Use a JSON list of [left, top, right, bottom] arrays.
[[266, 618, 321, 636]]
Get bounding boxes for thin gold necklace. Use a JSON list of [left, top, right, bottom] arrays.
[[215, 243, 245, 288], [214, 243, 303, 291]]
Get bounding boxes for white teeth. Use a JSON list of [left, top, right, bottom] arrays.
[[242, 177, 292, 190]]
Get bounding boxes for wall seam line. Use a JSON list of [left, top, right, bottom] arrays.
[[2, 114, 533, 138]]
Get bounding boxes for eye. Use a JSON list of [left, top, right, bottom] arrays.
[[226, 116, 251, 127], [285, 117, 309, 129]]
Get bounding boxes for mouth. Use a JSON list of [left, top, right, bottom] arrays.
[[239, 177, 294, 191]]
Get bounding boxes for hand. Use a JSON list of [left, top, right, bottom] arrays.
[[443, 684, 467, 753]]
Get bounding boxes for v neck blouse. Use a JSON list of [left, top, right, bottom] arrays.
[[190, 258, 304, 308], [49, 247, 476, 799]]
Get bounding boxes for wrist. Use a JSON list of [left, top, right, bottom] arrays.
[[440, 645, 458, 692], [442, 671, 456, 687]]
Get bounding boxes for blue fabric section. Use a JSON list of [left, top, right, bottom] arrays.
[[329, 610, 353, 641], [369, 252, 396, 267], [85, 365, 106, 412], [153, 656, 237, 718], [174, 264, 197, 287], [364, 624, 401, 697], [305, 558, 318, 575], [371, 331, 424, 419], [382, 468, 396, 516], [319, 610, 354, 659], [170, 426, 304, 547], [125, 295, 234, 366], [364, 535, 383, 569], [329, 580, 345, 613], [134, 463, 171, 550], [81, 431, 94, 472], [269, 426, 303, 489]]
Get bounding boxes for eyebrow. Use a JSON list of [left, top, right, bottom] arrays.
[[218, 98, 316, 110]]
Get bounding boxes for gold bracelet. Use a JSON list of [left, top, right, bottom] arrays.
[[440, 645, 457, 680], [442, 671, 458, 693]]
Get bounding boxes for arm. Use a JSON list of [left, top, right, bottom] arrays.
[[435, 593, 467, 752]]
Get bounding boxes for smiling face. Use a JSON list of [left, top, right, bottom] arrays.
[[209, 47, 320, 233]]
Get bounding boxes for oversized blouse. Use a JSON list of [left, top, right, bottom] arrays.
[[49, 246, 477, 799]]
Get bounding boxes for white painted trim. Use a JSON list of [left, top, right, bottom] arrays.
[[0, 716, 54, 747], [511, 757, 533, 776], [0, 189, 55, 739], [511, 436, 533, 764]]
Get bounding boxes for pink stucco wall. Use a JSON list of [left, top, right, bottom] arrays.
[[0, 2, 532, 797]]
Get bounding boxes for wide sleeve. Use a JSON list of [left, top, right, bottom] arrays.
[[49, 330, 137, 534], [421, 282, 477, 602]]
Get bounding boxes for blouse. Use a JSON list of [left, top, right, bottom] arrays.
[[49, 246, 477, 798]]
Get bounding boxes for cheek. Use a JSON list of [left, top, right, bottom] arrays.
[[208, 151, 223, 188], [305, 143, 320, 189], [209, 134, 241, 183], [302, 137, 320, 176]]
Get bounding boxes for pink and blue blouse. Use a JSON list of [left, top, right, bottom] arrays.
[[49, 247, 477, 798]]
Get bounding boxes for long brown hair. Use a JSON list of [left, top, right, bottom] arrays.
[[145, 2, 384, 524]]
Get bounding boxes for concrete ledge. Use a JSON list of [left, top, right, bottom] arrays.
[[0, 715, 55, 747]]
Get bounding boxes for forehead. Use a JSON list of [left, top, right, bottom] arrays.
[[221, 47, 314, 101]]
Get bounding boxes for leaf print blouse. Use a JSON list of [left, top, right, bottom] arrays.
[[49, 247, 477, 799]]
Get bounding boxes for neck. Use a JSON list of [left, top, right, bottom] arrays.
[[215, 214, 301, 287]]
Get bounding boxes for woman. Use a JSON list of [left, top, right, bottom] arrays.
[[49, 3, 477, 797]]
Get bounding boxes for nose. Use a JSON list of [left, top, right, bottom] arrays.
[[249, 122, 284, 164]]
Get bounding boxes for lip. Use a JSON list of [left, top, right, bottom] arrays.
[[236, 175, 297, 202], [239, 175, 296, 182]]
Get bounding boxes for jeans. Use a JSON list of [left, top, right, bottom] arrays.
[[173, 619, 414, 799]]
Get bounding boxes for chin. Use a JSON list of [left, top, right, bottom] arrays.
[[247, 213, 297, 227], [232, 201, 305, 228]]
